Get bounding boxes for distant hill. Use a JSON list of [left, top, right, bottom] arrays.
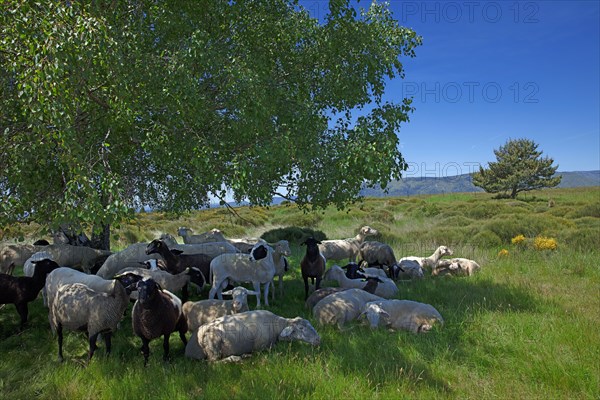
[[359, 170, 600, 198]]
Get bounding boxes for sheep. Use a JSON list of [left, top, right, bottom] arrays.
[[182, 286, 258, 332], [0, 258, 60, 330], [399, 245, 453, 272], [323, 264, 399, 298], [304, 276, 384, 311], [23, 250, 55, 277], [318, 225, 379, 262], [358, 241, 403, 279], [340, 262, 388, 280], [300, 237, 326, 300], [0, 244, 47, 274], [312, 288, 385, 329], [96, 242, 164, 279], [45, 267, 124, 308], [48, 272, 142, 362], [171, 241, 240, 259], [359, 299, 444, 333], [185, 310, 320, 362], [209, 241, 290, 308], [177, 227, 227, 244], [132, 278, 188, 366], [41, 244, 112, 274], [396, 259, 425, 280], [270, 254, 289, 300], [432, 258, 481, 277], [116, 266, 205, 302], [145, 239, 214, 301]]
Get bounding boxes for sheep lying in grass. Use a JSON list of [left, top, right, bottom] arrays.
[[132, 278, 188, 366], [399, 245, 453, 272], [304, 276, 384, 311], [433, 258, 481, 277], [359, 300, 444, 333], [183, 286, 258, 332], [185, 310, 320, 362], [209, 241, 291, 307], [312, 288, 384, 329], [318, 225, 379, 262], [49, 273, 142, 362], [341, 262, 389, 280], [323, 265, 399, 298], [0, 258, 60, 330], [300, 237, 326, 300]]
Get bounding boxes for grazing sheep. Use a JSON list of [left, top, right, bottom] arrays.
[[323, 265, 399, 298], [318, 225, 379, 262], [433, 258, 481, 277], [399, 245, 453, 272], [116, 266, 205, 302], [182, 286, 258, 332], [132, 278, 188, 366], [312, 288, 384, 329], [359, 299, 444, 333], [0, 258, 60, 330], [45, 267, 121, 308], [48, 273, 142, 362], [209, 241, 290, 308], [0, 244, 47, 274], [300, 237, 326, 300], [304, 276, 384, 311], [185, 310, 320, 362]]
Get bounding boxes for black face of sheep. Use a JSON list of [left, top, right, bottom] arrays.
[[137, 279, 160, 305], [145, 239, 167, 256], [249, 244, 268, 261], [300, 237, 325, 300], [341, 262, 366, 280], [187, 267, 205, 289], [114, 273, 144, 295]]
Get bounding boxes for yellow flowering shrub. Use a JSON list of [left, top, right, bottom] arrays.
[[534, 236, 558, 251], [498, 249, 509, 257], [511, 234, 526, 245]]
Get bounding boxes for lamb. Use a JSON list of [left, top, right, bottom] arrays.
[[185, 310, 320, 362], [132, 278, 188, 366], [116, 266, 205, 302], [359, 299, 444, 333], [0, 244, 47, 274], [48, 272, 142, 362], [399, 245, 453, 272], [318, 225, 379, 262], [323, 264, 399, 298], [300, 237, 326, 300], [432, 258, 481, 277], [312, 288, 384, 329], [0, 258, 60, 330], [209, 241, 290, 307], [182, 286, 258, 332], [304, 276, 384, 311]]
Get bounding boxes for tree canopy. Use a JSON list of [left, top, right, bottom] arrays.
[[0, 0, 421, 237], [472, 138, 562, 198]]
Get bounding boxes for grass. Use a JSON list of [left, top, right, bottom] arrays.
[[1, 187, 599, 399]]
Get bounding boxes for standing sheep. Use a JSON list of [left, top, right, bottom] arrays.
[[0, 258, 60, 330], [323, 265, 399, 298], [300, 237, 326, 300], [132, 278, 188, 366], [45, 267, 121, 308], [116, 266, 205, 302], [182, 286, 258, 332], [49, 273, 142, 362], [185, 310, 320, 362], [359, 299, 444, 333], [318, 225, 379, 262], [96, 242, 164, 279], [0, 244, 46, 274], [312, 288, 384, 329]]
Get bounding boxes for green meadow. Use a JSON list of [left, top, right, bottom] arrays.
[[1, 187, 599, 399]]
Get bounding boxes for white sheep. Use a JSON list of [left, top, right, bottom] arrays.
[[312, 288, 385, 329], [359, 299, 444, 333], [209, 241, 290, 308], [185, 310, 321, 362], [0, 244, 47, 274], [177, 227, 226, 244], [48, 273, 140, 362], [318, 225, 379, 262], [171, 241, 240, 259], [96, 242, 164, 279], [433, 258, 481, 277], [399, 245, 453, 272], [182, 286, 258, 332], [45, 267, 117, 308], [37, 244, 112, 274], [397, 259, 425, 280], [323, 264, 399, 298]]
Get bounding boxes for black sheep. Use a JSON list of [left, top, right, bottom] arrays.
[[0, 258, 60, 330], [132, 278, 188, 366], [300, 237, 326, 300]]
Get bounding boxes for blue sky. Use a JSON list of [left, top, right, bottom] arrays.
[[305, 0, 600, 177]]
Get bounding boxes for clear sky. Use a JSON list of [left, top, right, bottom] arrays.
[[305, 0, 600, 178]]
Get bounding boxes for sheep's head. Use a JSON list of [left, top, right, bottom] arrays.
[[136, 278, 161, 304], [146, 239, 169, 255], [359, 302, 390, 329], [114, 272, 144, 294], [187, 267, 206, 288], [279, 318, 321, 346], [177, 227, 191, 236], [437, 246, 453, 257], [301, 237, 321, 248], [222, 286, 258, 313], [360, 226, 379, 237], [341, 262, 365, 279], [30, 258, 61, 276], [273, 240, 292, 257]]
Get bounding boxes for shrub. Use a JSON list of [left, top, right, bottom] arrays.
[[272, 211, 323, 228], [260, 227, 327, 244], [511, 234, 526, 245], [533, 236, 558, 251], [472, 230, 503, 248], [498, 249, 509, 257]]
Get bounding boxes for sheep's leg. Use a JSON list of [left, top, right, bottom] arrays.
[[181, 283, 189, 303], [262, 282, 270, 307], [141, 337, 151, 367], [162, 333, 171, 362], [315, 276, 322, 291], [270, 280, 275, 302], [57, 323, 64, 362], [252, 281, 262, 308], [103, 332, 113, 356], [15, 302, 28, 331], [278, 275, 284, 298], [176, 317, 188, 346], [88, 333, 99, 361], [303, 276, 309, 300]]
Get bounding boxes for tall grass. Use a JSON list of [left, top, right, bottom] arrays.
[[1, 187, 599, 399]]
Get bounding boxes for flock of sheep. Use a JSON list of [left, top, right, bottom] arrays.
[[0, 225, 481, 364]]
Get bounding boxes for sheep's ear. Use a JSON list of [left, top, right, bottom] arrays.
[[171, 249, 184, 255], [246, 290, 259, 296], [279, 326, 295, 341], [222, 289, 233, 296]]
